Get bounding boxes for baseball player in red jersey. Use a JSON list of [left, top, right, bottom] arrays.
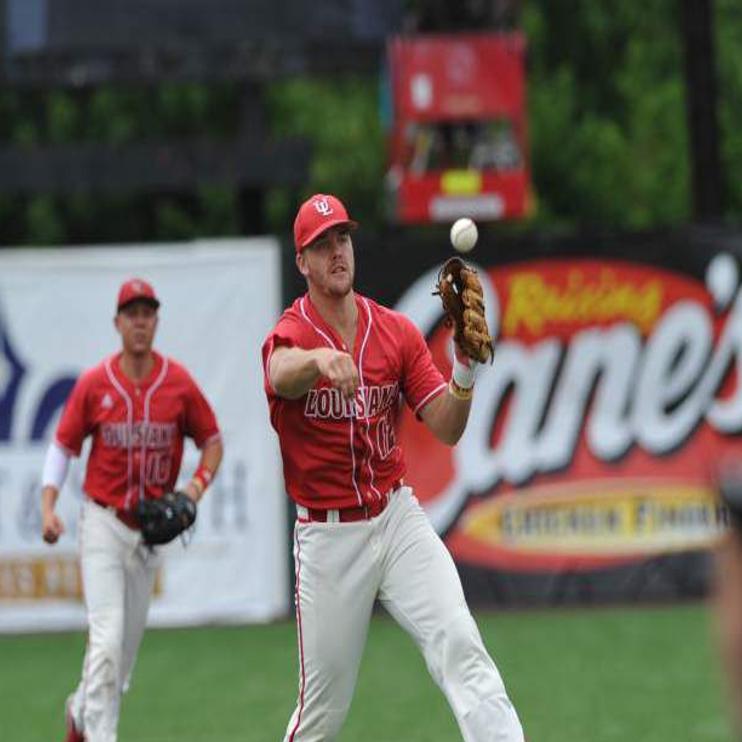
[[262, 194, 524, 741], [40, 279, 223, 742]]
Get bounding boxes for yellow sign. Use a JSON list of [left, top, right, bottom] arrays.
[[441, 170, 483, 196], [461, 480, 727, 557], [0, 556, 83, 600], [0, 556, 162, 601]]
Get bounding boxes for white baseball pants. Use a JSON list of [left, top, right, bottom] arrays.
[[66, 498, 161, 742], [284, 486, 524, 742]]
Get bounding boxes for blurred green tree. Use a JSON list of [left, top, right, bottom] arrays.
[[523, 0, 689, 228], [716, 0, 742, 224]]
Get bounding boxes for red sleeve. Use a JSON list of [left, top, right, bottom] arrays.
[[399, 314, 447, 416], [184, 374, 220, 449], [55, 372, 93, 456], [261, 311, 306, 398]]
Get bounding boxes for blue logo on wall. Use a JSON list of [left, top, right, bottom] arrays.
[[0, 306, 78, 443]]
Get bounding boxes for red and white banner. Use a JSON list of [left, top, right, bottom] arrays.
[[394, 254, 738, 579]]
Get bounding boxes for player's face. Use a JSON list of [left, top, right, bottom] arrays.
[[114, 301, 158, 356], [298, 226, 355, 298]]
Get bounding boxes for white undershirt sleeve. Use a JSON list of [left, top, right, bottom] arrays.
[[42, 442, 71, 490]]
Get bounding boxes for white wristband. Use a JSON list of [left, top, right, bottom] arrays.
[[452, 355, 477, 390]]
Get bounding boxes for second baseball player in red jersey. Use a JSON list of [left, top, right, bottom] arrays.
[[56, 349, 217, 513], [263, 194, 525, 741], [41, 278, 223, 742]]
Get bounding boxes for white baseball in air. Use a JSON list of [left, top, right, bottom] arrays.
[[706, 252, 739, 311], [450, 217, 478, 253]]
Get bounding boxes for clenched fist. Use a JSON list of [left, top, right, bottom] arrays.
[[315, 348, 359, 400]]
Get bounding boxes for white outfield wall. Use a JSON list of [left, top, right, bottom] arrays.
[[0, 239, 288, 632]]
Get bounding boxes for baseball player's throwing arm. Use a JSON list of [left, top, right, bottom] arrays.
[[270, 346, 359, 400]]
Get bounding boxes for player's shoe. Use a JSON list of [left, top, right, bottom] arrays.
[[64, 702, 85, 742]]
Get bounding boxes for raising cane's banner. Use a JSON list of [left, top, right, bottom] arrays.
[[285, 228, 742, 603]]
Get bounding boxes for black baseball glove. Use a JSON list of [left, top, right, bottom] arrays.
[[137, 491, 197, 546]]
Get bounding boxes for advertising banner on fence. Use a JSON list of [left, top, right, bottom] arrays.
[[0, 240, 287, 631], [285, 227, 742, 603]]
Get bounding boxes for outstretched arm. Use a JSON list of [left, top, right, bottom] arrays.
[[269, 346, 359, 400]]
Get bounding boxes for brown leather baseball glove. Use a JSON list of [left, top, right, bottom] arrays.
[[434, 257, 494, 364]]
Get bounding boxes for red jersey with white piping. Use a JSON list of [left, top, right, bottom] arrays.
[[262, 293, 446, 509], [55, 351, 220, 512]]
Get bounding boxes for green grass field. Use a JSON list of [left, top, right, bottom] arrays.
[[1, 603, 733, 741]]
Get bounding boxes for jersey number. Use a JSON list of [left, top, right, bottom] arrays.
[[376, 412, 397, 460], [145, 451, 172, 486]]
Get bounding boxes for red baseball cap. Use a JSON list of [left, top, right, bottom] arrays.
[[117, 278, 160, 311], [293, 193, 358, 253]]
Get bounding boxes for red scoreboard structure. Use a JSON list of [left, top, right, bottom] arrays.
[[386, 32, 531, 224]]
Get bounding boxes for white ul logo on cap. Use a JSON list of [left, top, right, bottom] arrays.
[[313, 198, 334, 217]]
